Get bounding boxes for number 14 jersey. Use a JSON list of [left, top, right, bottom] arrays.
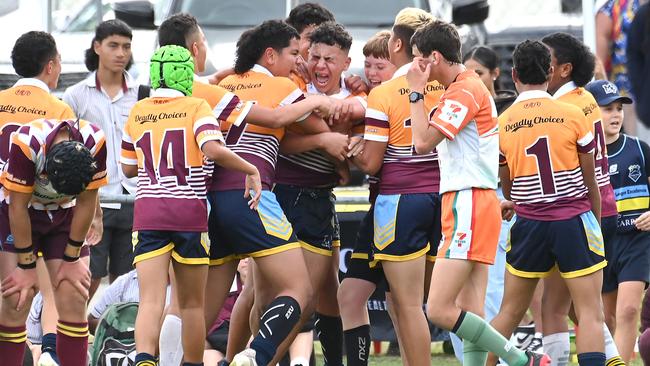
[[121, 88, 224, 232], [498, 90, 595, 220]]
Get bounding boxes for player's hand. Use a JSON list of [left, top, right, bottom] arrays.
[[407, 57, 431, 93], [344, 74, 369, 95], [635, 211, 650, 231], [244, 170, 262, 210], [295, 56, 311, 84], [1, 266, 38, 311], [347, 136, 365, 158], [500, 200, 515, 221], [320, 132, 349, 162], [85, 213, 103, 246], [326, 98, 353, 127], [54, 259, 91, 300], [208, 68, 235, 85]]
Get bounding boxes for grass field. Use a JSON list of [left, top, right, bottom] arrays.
[[313, 341, 646, 365]]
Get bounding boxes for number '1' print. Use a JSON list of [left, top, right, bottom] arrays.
[[135, 129, 189, 185], [525, 136, 556, 195]]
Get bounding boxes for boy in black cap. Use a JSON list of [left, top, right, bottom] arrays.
[[586, 79, 647, 363]]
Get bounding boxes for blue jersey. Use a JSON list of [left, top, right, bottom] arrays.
[[607, 134, 650, 232]]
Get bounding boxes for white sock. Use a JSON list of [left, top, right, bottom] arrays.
[[290, 357, 310, 366], [159, 314, 183, 366], [543, 332, 570, 366], [603, 323, 623, 362]]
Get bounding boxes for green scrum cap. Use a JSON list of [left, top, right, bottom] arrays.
[[150, 45, 194, 96]]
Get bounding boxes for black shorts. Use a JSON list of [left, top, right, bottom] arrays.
[[603, 229, 650, 293], [90, 206, 135, 278], [344, 208, 386, 286], [132, 230, 209, 265], [208, 190, 300, 265], [506, 211, 607, 279], [206, 320, 229, 354], [274, 184, 340, 256], [373, 193, 441, 262]]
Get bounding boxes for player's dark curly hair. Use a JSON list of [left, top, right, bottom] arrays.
[[309, 22, 352, 51], [158, 13, 200, 49], [512, 40, 552, 85], [542, 32, 595, 87], [410, 20, 462, 64], [85, 19, 133, 71], [11, 31, 58, 78], [286, 3, 335, 34], [234, 20, 300, 74], [46, 140, 97, 196]]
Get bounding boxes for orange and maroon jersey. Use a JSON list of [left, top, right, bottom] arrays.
[[276, 78, 366, 188], [3, 118, 107, 210], [364, 63, 443, 194], [0, 79, 75, 173], [121, 88, 223, 232], [554, 82, 617, 217], [213, 64, 305, 191], [428, 70, 499, 194], [192, 80, 254, 126], [499, 90, 596, 220]]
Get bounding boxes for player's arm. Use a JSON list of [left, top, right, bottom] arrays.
[[8, 190, 33, 256], [499, 164, 513, 201], [407, 60, 447, 154], [120, 127, 138, 178], [579, 151, 601, 224], [245, 95, 334, 129], [70, 189, 99, 244], [409, 97, 446, 154], [350, 140, 385, 176], [279, 130, 349, 162], [202, 140, 262, 209]]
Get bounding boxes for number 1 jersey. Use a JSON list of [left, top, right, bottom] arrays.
[[498, 90, 595, 220]]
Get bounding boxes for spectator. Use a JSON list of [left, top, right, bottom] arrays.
[[596, 0, 643, 135], [63, 19, 138, 300], [627, 2, 650, 139], [639, 288, 650, 365], [87, 269, 173, 334]]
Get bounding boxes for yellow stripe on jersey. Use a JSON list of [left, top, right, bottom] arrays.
[[616, 197, 650, 212]]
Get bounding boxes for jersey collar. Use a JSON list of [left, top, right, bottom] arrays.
[[390, 62, 411, 80], [14, 78, 50, 93], [151, 88, 184, 98], [553, 81, 577, 99], [513, 90, 552, 104], [251, 64, 274, 77]]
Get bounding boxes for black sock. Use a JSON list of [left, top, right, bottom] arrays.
[[315, 313, 343, 366], [578, 352, 606, 366], [251, 296, 302, 366], [41, 333, 58, 362], [344, 325, 370, 366]]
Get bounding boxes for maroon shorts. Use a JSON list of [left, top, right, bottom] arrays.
[[0, 203, 90, 260]]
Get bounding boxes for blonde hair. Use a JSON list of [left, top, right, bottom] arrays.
[[363, 30, 391, 59], [394, 7, 435, 29]]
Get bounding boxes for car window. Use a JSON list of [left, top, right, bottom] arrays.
[[296, 0, 430, 27], [63, 2, 112, 32], [177, 0, 285, 27]]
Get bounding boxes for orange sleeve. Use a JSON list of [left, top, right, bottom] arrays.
[[429, 83, 480, 140]]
